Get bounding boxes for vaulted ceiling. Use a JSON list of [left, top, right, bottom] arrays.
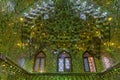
[[0, 0, 120, 59]]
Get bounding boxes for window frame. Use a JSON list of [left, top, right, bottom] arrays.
[[57, 51, 72, 72], [83, 51, 97, 72], [33, 51, 46, 72]]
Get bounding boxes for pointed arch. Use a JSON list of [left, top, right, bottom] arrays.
[[101, 52, 113, 69], [83, 51, 96, 72], [33, 51, 46, 72], [57, 51, 72, 72]]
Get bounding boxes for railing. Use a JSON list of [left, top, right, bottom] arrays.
[[99, 62, 120, 80], [28, 73, 100, 80], [0, 53, 120, 80], [0, 54, 29, 80]]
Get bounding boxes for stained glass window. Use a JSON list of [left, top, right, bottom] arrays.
[[58, 51, 71, 72], [65, 58, 71, 70], [83, 51, 96, 72], [34, 52, 45, 72], [58, 58, 64, 72], [88, 57, 96, 72], [102, 56, 112, 69], [19, 58, 25, 68], [83, 57, 90, 72], [40, 58, 45, 72], [34, 58, 39, 71]]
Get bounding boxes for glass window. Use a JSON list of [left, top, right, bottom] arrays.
[[102, 56, 112, 69], [83, 52, 96, 72], [34, 58, 40, 71], [40, 58, 45, 72], [88, 57, 96, 72], [58, 58, 64, 72], [19, 58, 25, 68], [58, 51, 71, 72], [83, 57, 90, 72], [34, 52, 45, 72], [65, 58, 71, 72]]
